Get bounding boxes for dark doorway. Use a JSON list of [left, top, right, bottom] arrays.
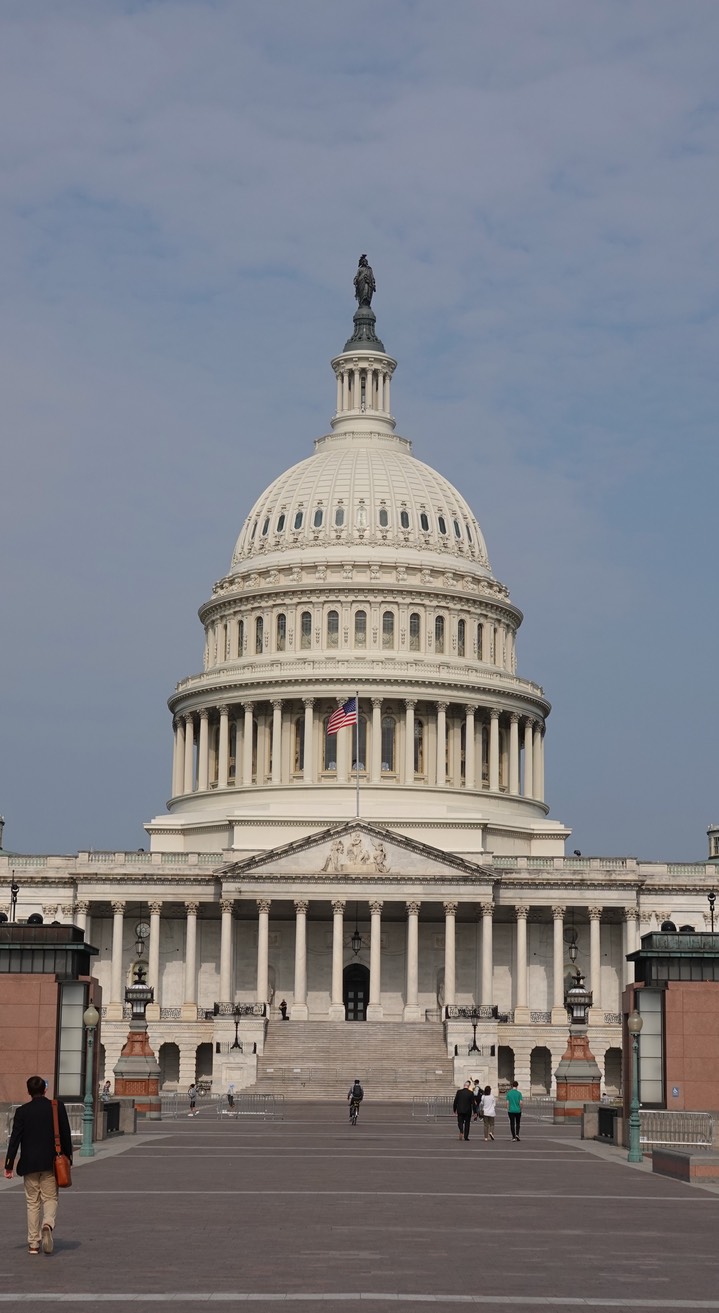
[[344, 963, 370, 1021]]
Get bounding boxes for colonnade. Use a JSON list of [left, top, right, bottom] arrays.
[[95, 897, 640, 1019], [171, 699, 546, 801]]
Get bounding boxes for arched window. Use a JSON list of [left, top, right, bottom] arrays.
[[334, 506, 345, 527], [453, 518, 462, 539], [323, 717, 337, 772], [276, 613, 286, 652], [300, 611, 312, 649], [438, 515, 447, 536], [250, 520, 258, 540], [382, 611, 395, 649], [457, 619, 466, 657], [276, 513, 286, 533], [409, 612, 421, 651], [477, 622, 484, 661], [400, 509, 410, 529], [238, 619, 244, 655], [262, 517, 270, 536], [354, 610, 367, 648], [255, 616, 263, 654], [466, 523, 473, 544], [293, 510, 304, 530], [493, 626, 499, 664], [420, 512, 430, 532], [293, 717, 305, 773], [381, 715, 396, 772], [327, 609, 339, 648], [435, 615, 445, 654], [379, 507, 389, 528], [352, 717, 368, 772], [414, 718, 425, 774], [313, 507, 324, 528]]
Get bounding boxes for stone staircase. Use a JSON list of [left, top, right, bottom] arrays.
[[249, 1021, 454, 1100]]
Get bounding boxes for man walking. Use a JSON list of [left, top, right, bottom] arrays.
[[3, 1076, 73, 1255], [453, 1080, 475, 1141], [507, 1079, 523, 1140]]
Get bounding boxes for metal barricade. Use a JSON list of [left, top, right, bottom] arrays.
[[3, 1103, 84, 1143], [411, 1095, 453, 1120], [639, 1111, 714, 1149], [216, 1093, 285, 1120]]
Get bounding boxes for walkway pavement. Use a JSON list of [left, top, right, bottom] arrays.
[[2, 1101, 719, 1311]]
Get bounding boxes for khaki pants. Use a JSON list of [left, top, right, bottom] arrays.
[[24, 1171, 58, 1247]]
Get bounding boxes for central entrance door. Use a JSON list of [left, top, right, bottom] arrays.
[[343, 963, 370, 1021]]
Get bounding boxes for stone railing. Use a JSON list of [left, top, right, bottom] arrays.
[[213, 1002, 267, 1018]]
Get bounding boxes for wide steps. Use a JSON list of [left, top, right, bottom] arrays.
[[248, 1021, 454, 1100]]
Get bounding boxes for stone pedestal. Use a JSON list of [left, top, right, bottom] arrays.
[[113, 1021, 161, 1119], [554, 1026, 601, 1122]]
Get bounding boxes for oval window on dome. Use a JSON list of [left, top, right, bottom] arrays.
[[250, 520, 258, 540], [334, 507, 345, 527], [453, 519, 461, 539], [276, 513, 286, 533], [438, 515, 448, 536], [313, 508, 324, 529], [379, 507, 389, 528], [294, 510, 304, 530], [466, 523, 473, 544], [262, 517, 270, 536], [400, 510, 410, 530], [420, 512, 430, 532]]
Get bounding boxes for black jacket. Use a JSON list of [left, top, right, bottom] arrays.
[[4, 1096, 73, 1175], [453, 1087, 475, 1116]]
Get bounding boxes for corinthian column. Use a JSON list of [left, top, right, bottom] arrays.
[[219, 899, 234, 1004], [271, 700, 283, 785], [217, 705, 230, 789], [107, 901, 126, 1020], [256, 899, 271, 1005], [181, 902, 199, 1020], [367, 900, 383, 1020], [443, 902, 458, 1008], [589, 907, 602, 1016], [172, 717, 185, 797], [404, 700, 415, 784], [514, 905, 530, 1022], [480, 901, 494, 1007], [183, 713, 195, 794], [509, 713, 520, 796], [523, 718, 534, 798], [197, 709, 210, 791], [370, 699, 382, 783], [242, 703, 254, 786], [489, 709, 500, 792], [329, 900, 346, 1019], [292, 900, 309, 1019], [551, 906, 566, 1023], [464, 707, 476, 790], [146, 900, 162, 1020], [303, 699, 314, 784], [404, 901, 422, 1021], [435, 703, 447, 787]]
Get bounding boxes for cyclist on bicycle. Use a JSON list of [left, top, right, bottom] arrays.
[[347, 1078, 364, 1121]]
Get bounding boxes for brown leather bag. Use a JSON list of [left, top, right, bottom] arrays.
[[51, 1100, 72, 1188]]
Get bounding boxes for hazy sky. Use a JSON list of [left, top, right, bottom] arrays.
[[1, 0, 717, 862]]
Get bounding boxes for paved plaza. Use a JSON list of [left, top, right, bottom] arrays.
[[2, 1101, 719, 1311]]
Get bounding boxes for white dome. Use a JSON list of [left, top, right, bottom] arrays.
[[230, 431, 491, 575]]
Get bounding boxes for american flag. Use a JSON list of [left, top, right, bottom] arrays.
[[327, 697, 358, 734]]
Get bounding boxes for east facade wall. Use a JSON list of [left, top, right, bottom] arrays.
[[665, 982, 719, 1111]]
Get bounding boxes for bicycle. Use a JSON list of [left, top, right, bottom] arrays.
[[349, 1098, 360, 1126]]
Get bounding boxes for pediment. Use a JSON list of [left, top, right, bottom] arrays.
[[223, 822, 485, 882]]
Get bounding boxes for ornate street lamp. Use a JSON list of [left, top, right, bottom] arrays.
[[708, 890, 717, 934], [9, 877, 19, 923], [468, 1006, 481, 1053], [80, 1003, 100, 1158], [565, 971, 592, 1025], [230, 1004, 242, 1050], [627, 1009, 644, 1163]]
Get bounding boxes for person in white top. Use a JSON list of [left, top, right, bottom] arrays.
[[481, 1085, 496, 1141]]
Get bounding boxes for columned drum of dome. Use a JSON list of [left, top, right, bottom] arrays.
[[147, 262, 569, 859]]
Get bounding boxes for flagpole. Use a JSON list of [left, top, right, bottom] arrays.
[[355, 690, 360, 819]]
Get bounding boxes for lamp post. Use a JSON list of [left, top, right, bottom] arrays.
[[9, 877, 19, 923], [708, 890, 716, 934], [468, 1006, 481, 1054], [80, 1003, 100, 1158], [627, 1009, 643, 1163], [230, 1004, 242, 1050]]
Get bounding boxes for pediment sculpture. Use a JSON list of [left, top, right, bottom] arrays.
[[321, 830, 390, 875]]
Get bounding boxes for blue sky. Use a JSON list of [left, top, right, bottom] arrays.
[[1, 0, 717, 860]]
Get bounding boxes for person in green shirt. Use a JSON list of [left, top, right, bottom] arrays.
[[506, 1080, 523, 1140]]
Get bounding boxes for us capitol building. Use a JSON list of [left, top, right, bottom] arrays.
[[2, 259, 716, 1098]]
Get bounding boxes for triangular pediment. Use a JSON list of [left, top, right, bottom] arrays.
[[222, 822, 487, 882]]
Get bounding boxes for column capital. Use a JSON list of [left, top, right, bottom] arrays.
[[217, 704, 230, 717], [199, 707, 210, 721], [61, 904, 74, 918], [623, 906, 640, 924], [294, 899, 309, 914], [173, 715, 182, 731], [302, 697, 315, 709], [257, 899, 271, 914], [552, 905, 566, 920], [525, 715, 535, 729], [510, 711, 520, 724], [443, 901, 458, 915], [243, 701, 255, 713], [490, 707, 501, 721], [149, 901, 163, 916], [464, 704, 477, 717], [371, 698, 383, 710], [515, 904, 529, 921], [185, 901, 200, 916], [111, 900, 126, 915], [332, 899, 346, 914], [272, 699, 283, 712], [183, 711, 194, 725], [436, 701, 448, 713], [220, 898, 234, 915], [75, 900, 90, 915], [405, 698, 416, 710], [480, 901, 494, 917], [369, 900, 384, 915], [406, 900, 421, 916], [588, 906, 603, 921], [639, 910, 653, 925]]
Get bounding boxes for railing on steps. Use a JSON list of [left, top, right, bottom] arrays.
[[258, 1066, 450, 1087]]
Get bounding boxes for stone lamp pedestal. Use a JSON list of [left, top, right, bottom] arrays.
[[113, 982, 162, 1120], [554, 971, 601, 1123]]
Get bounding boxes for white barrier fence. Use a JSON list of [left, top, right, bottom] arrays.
[[639, 1111, 714, 1149]]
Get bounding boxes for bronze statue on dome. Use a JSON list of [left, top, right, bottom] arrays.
[[354, 254, 376, 307]]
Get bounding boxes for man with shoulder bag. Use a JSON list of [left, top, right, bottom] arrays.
[[4, 1075, 73, 1255]]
